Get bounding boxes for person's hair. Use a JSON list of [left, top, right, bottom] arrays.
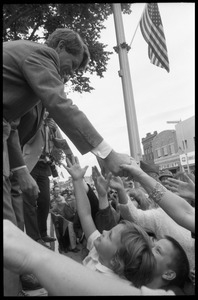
[[164, 235, 190, 288], [46, 28, 90, 71], [111, 220, 156, 288]]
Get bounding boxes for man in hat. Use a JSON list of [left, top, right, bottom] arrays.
[[140, 161, 160, 182], [158, 170, 173, 186]]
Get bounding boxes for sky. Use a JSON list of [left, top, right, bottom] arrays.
[[57, 2, 195, 179]]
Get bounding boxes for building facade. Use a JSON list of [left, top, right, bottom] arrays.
[[141, 131, 158, 164], [141, 116, 195, 174], [152, 130, 180, 174], [175, 116, 195, 173]]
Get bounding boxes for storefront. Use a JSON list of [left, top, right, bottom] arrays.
[[180, 151, 195, 173], [154, 154, 181, 175]]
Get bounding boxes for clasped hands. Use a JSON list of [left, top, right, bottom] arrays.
[[97, 150, 141, 179]]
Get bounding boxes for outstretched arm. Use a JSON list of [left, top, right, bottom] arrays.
[[91, 166, 111, 210], [120, 163, 195, 233], [4, 219, 174, 295], [64, 155, 96, 240], [4, 220, 138, 296], [109, 175, 129, 205]]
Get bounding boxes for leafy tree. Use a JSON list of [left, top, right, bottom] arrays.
[[3, 3, 132, 93]]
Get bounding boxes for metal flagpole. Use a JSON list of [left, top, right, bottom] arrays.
[[112, 3, 142, 162], [129, 3, 146, 48]]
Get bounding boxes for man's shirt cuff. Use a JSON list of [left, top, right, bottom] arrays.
[[91, 140, 112, 159], [11, 165, 27, 172]]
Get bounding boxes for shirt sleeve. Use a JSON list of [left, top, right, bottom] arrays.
[[87, 230, 101, 251], [119, 196, 157, 232], [91, 140, 112, 159], [119, 195, 140, 223]]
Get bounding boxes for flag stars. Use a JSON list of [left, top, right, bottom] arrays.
[[148, 3, 161, 26]]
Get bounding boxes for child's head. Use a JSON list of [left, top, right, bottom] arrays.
[[94, 220, 155, 287], [152, 235, 190, 289]]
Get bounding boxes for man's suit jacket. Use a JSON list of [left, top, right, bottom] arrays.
[[22, 118, 68, 173], [3, 39, 103, 169]]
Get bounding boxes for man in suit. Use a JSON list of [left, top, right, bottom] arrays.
[[10, 104, 73, 291], [22, 110, 72, 244], [3, 27, 132, 295]]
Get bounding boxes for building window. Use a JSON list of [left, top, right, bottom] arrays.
[[170, 144, 175, 154], [164, 146, 168, 156], [182, 140, 185, 151], [156, 148, 161, 157], [169, 145, 172, 154]]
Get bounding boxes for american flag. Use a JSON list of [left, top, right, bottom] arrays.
[[140, 3, 170, 72]]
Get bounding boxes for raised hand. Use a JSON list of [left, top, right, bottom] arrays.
[[64, 155, 88, 181], [165, 173, 195, 201], [120, 162, 144, 181], [97, 151, 139, 178], [109, 175, 124, 192], [92, 166, 112, 198], [128, 187, 150, 210]]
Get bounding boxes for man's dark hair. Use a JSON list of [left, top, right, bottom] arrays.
[[46, 28, 90, 71], [165, 235, 190, 288]]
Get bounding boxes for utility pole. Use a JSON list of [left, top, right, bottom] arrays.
[[112, 3, 142, 163]]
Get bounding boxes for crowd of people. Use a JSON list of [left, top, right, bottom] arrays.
[[3, 26, 195, 296], [4, 154, 195, 296]]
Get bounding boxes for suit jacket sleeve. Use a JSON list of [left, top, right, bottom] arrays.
[[21, 47, 103, 155]]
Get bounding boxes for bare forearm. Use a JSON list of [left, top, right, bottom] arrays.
[[3, 220, 175, 296], [137, 173, 195, 232], [31, 250, 142, 295], [73, 179, 91, 217], [98, 195, 109, 210]]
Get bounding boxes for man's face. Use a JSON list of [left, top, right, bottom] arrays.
[[160, 176, 169, 186], [56, 44, 83, 83], [54, 188, 60, 197]]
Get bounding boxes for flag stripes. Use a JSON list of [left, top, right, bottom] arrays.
[[140, 3, 170, 72]]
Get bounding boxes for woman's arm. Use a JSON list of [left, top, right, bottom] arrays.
[[120, 163, 195, 233]]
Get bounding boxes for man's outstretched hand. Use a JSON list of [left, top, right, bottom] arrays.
[[97, 150, 138, 178]]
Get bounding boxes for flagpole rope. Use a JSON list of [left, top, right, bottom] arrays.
[[129, 3, 147, 49]]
